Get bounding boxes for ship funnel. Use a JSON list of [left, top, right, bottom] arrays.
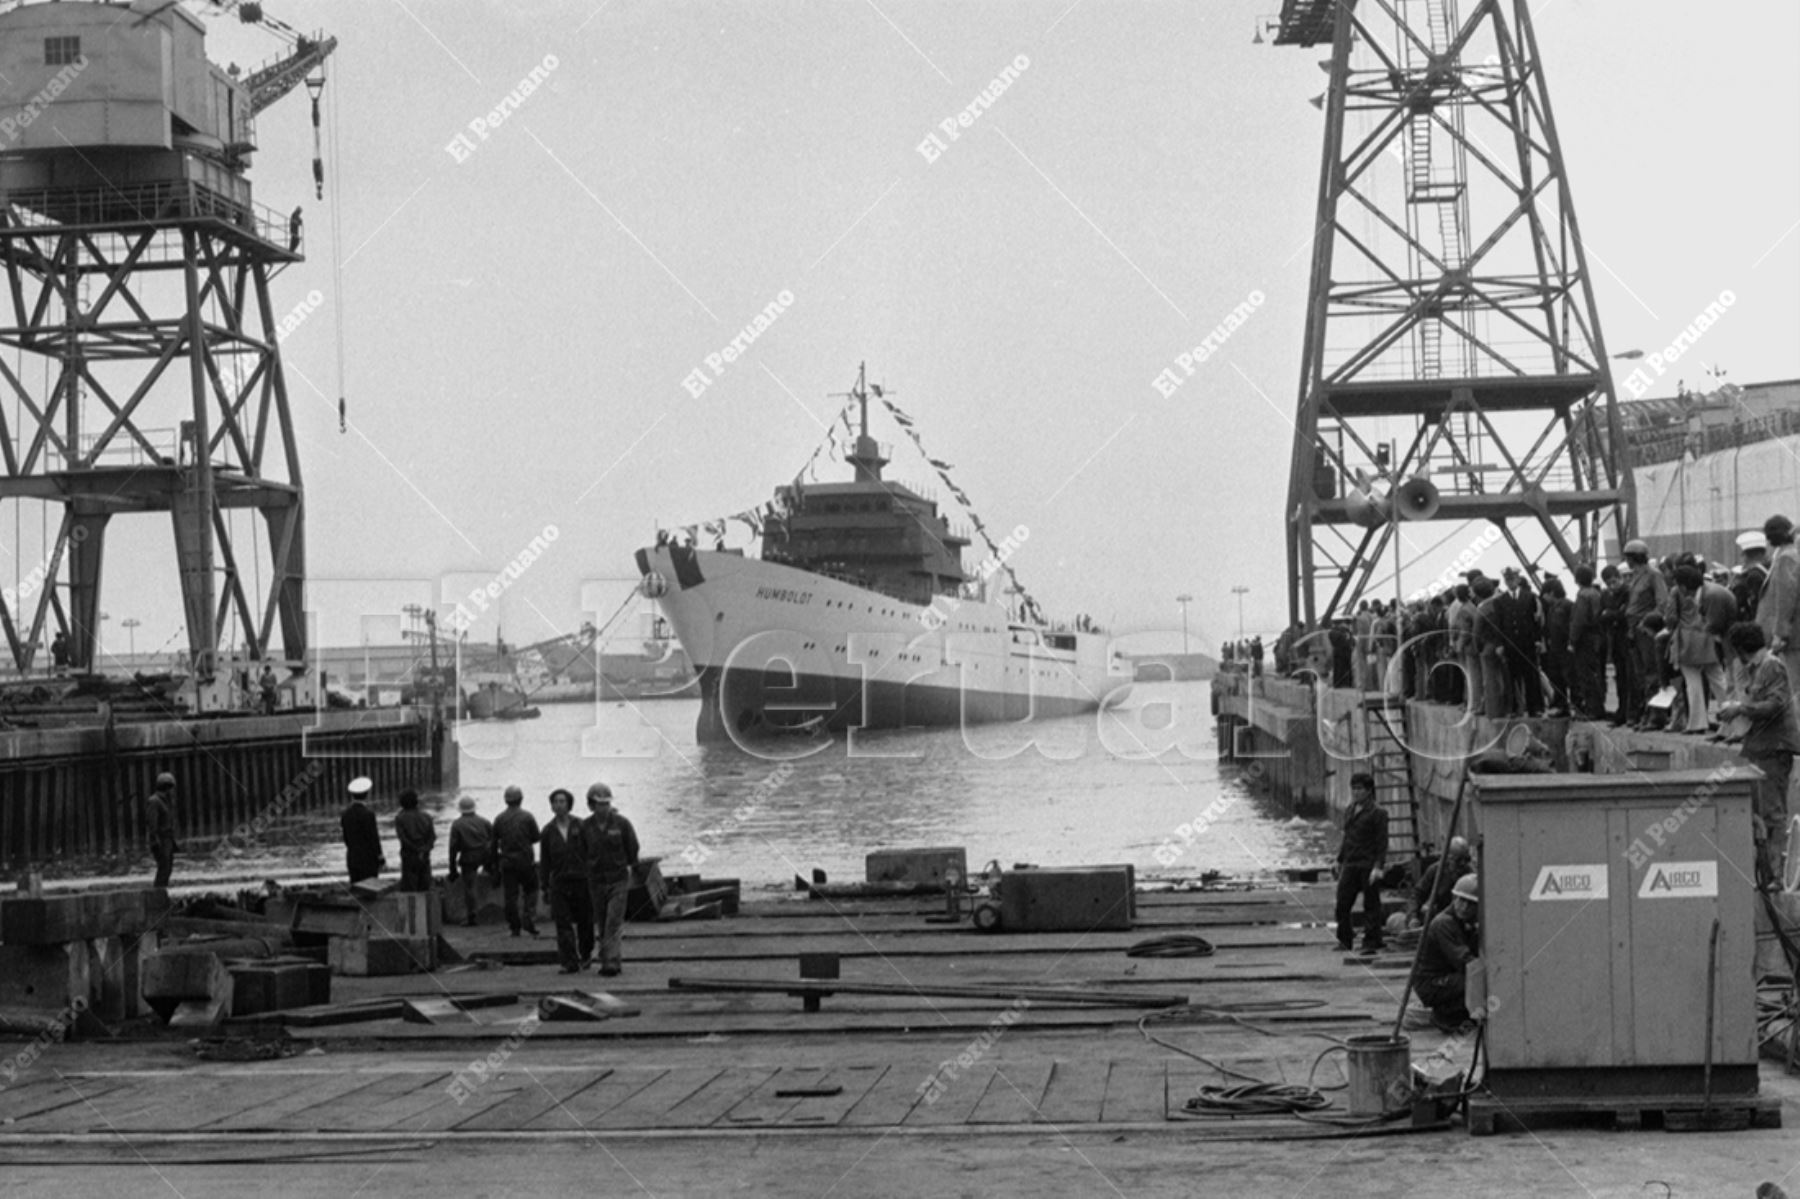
[[1395, 476, 1440, 521]]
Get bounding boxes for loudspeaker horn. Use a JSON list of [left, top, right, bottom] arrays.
[[1396, 475, 1440, 521]]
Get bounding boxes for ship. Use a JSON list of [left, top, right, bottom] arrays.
[[635, 366, 1132, 742], [1609, 377, 1800, 563]]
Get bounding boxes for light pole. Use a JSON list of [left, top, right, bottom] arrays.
[[1231, 586, 1249, 639], [121, 618, 141, 658], [1175, 594, 1193, 654]]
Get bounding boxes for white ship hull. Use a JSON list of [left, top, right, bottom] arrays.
[[636, 545, 1132, 741]]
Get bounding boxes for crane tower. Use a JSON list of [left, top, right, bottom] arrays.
[[0, 1, 333, 682], [1269, 0, 1634, 625]]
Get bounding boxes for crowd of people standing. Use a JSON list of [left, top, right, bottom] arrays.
[[340, 778, 641, 977], [1274, 512, 1799, 882]]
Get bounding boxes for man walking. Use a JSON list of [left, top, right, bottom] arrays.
[[145, 772, 180, 889], [581, 782, 639, 977], [447, 796, 495, 927], [493, 785, 542, 937], [540, 788, 592, 973], [340, 776, 384, 884], [1334, 772, 1388, 955], [394, 789, 435, 892]]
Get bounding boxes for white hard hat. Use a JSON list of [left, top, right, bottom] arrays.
[[1737, 530, 1768, 553], [1452, 873, 1479, 903], [347, 776, 373, 796]]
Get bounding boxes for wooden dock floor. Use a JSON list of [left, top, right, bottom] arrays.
[[2, 884, 1794, 1146]]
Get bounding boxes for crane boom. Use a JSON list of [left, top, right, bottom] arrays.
[[246, 34, 337, 114]]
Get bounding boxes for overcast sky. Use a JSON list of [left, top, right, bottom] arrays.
[[6, 0, 1798, 664]]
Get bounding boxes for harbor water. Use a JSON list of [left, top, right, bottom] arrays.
[[129, 681, 1333, 889]]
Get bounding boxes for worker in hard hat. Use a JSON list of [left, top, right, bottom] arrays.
[[145, 772, 181, 889], [1622, 540, 1669, 729], [1414, 873, 1481, 1033], [447, 796, 496, 928]]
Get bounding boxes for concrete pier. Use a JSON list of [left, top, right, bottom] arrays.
[[0, 707, 451, 865]]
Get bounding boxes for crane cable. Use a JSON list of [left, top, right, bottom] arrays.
[[324, 52, 348, 434]]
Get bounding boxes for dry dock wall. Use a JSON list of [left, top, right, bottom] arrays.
[[1213, 675, 1781, 853], [0, 708, 449, 865]]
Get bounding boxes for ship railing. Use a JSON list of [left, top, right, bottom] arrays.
[[1629, 407, 1800, 467]]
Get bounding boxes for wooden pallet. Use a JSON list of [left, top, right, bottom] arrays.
[[1466, 1091, 1782, 1136]]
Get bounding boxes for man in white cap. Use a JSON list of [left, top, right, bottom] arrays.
[[447, 796, 495, 927], [580, 782, 639, 977], [1734, 530, 1770, 623], [1414, 873, 1481, 1033], [340, 776, 383, 885]]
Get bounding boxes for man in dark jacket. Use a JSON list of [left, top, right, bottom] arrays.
[[394, 789, 435, 892], [145, 772, 180, 888], [1569, 566, 1606, 719], [1415, 873, 1481, 1031], [1334, 772, 1389, 954], [1718, 622, 1800, 883], [582, 782, 640, 977], [1600, 564, 1632, 722], [340, 776, 384, 884], [540, 788, 591, 973], [1498, 569, 1545, 716], [493, 785, 541, 937], [1540, 576, 1573, 716], [447, 797, 495, 927]]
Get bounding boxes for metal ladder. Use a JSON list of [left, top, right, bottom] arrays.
[[1364, 696, 1421, 859]]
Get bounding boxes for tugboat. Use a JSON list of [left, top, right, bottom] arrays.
[[635, 365, 1131, 742]]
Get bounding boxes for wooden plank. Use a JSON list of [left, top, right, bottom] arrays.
[[271, 1070, 446, 1131], [669, 976, 1186, 1008], [1100, 1059, 1169, 1124], [0, 1077, 139, 1125], [448, 1068, 615, 1132], [203, 1071, 390, 1131], [353, 1071, 460, 1130], [522, 1068, 667, 1131], [10, 1077, 165, 1134], [1031, 1058, 1110, 1125], [588, 1066, 723, 1129], [905, 1064, 995, 1127], [775, 1065, 886, 1126], [965, 1061, 1056, 1125], [839, 1062, 931, 1128], [657, 1065, 780, 1128]]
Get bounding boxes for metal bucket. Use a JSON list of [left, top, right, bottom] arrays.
[[1344, 1033, 1412, 1116]]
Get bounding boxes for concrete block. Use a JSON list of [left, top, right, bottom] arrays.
[[142, 950, 230, 1002], [361, 891, 442, 938], [0, 889, 167, 945], [0, 942, 90, 1011], [999, 866, 1134, 933], [328, 934, 434, 977], [227, 957, 330, 1015], [866, 847, 967, 887], [168, 994, 229, 1030]]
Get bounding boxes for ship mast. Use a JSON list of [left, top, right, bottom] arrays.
[[845, 361, 889, 483]]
